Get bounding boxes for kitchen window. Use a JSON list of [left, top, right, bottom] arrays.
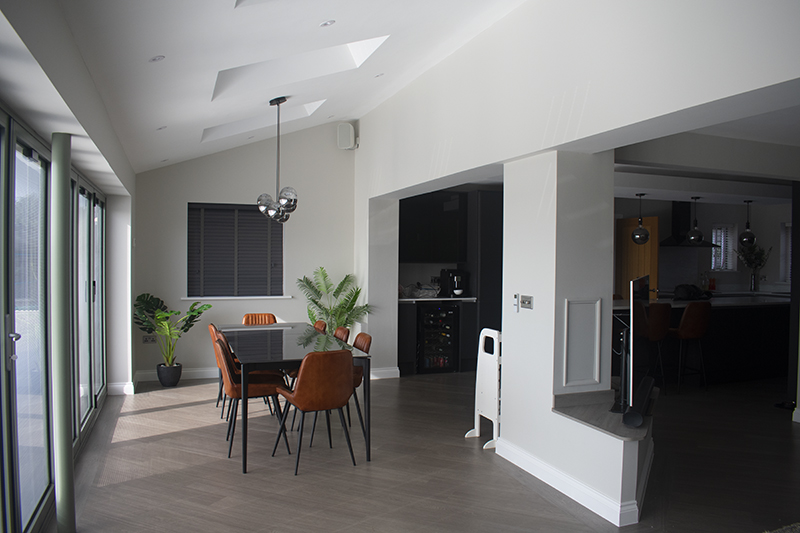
[[187, 203, 283, 297], [711, 223, 737, 272]]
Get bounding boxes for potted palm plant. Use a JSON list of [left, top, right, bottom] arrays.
[[296, 267, 371, 350], [133, 293, 212, 386]]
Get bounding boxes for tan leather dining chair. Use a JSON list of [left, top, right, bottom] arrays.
[[313, 320, 327, 334], [210, 323, 283, 418], [242, 313, 276, 325], [334, 326, 350, 343], [214, 339, 289, 458], [272, 350, 357, 475]]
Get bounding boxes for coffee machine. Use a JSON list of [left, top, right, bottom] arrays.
[[440, 269, 469, 298]]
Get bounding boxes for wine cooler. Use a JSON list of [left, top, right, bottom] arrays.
[[417, 303, 460, 373]]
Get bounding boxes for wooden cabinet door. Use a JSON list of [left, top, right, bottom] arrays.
[[615, 216, 658, 300]]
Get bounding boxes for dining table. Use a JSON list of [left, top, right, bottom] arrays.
[[217, 322, 371, 473]]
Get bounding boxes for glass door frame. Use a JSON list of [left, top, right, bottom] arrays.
[[71, 177, 106, 452], [1, 115, 55, 533]]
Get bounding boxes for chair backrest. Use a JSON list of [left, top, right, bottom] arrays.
[[313, 320, 327, 334], [214, 339, 240, 399], [209, 323, 224, 367], [291, 350, 353, 412], [676, 301, 711, 340], [334, 326, 350, 343], [353, 332, 371, 354], [646, 302, 672, 342], [242, 313, 276, 325]]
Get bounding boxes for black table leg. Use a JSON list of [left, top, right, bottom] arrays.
[[241, 364, 248, 473], [361, 357, 371, 461]]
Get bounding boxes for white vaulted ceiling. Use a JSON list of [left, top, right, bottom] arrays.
[[0, 0, 526, 188]]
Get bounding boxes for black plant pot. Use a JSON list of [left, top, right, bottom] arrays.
[[156, 363, 182, 387]]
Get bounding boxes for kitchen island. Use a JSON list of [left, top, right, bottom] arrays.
[[614, 292, 790, 386]]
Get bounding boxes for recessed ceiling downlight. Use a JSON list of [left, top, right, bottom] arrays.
[[320, 20, 335, 27], [148, 55, 166, 63]]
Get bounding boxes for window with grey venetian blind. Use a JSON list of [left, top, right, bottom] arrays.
[[187, 203, 283, 297], [711, 223, 737, 272]]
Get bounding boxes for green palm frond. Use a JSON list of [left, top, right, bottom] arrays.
[[296, 267, 373, 333], [333, 274, 355, 300], [313, 267, 335, 295]]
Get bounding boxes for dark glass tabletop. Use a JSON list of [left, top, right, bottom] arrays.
[[217, 322, 355, 366]]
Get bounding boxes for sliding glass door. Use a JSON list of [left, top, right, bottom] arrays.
[[75, 185, 106, 433], [3, 129, 54, 533]]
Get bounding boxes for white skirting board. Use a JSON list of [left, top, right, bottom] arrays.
[[107, 382, 135, 396], [496, 439, 640, 527]]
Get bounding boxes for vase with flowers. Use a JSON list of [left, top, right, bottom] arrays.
[[735, 245, 772, 292]]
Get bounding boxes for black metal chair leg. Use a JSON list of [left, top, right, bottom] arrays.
[[228, 399, 239, 458], [272, 401, 292, 457], [326, 410, 332, 449], [309, 412, 319, 447], [346, 401, 352, 427], [336, 408, 356, 466], [216, 368, 223, 407], [677, 340, 684, 392], [294, 411, 306, 475]]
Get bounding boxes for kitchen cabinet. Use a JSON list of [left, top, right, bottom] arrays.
[[399, 191, 468, 263]]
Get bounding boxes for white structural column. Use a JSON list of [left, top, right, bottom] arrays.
[[50, 132, 76, 533]]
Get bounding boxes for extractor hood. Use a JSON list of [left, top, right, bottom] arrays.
[[659, 201, 720, 248]]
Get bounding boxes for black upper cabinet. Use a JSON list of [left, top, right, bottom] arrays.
[[399, 192, 468, 263]]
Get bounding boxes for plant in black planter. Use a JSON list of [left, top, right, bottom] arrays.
[[134, 293, 212, 387], [296, 267, 371, 350]]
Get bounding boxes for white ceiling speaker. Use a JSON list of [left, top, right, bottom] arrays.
[[337, 122, 358, 150]]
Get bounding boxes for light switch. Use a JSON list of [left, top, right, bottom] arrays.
[[520, 295, 533, 309]]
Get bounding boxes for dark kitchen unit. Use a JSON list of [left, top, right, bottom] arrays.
[[397, 186, 501, 376]]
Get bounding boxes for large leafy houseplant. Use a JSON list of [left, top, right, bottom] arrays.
[[133, 293, 212, 366], [296, 267, 371, 333]]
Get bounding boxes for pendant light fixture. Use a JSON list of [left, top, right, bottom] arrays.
[[631, 193, 650, 245], [257, 96, 298, 223], [738, 200, 756, 248], [686, 196, 704, 245]]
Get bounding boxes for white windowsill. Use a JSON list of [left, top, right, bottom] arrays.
[[180, 295, 293, 301]]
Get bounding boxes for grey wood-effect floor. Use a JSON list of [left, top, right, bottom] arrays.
[[47, 373, 800, 533]]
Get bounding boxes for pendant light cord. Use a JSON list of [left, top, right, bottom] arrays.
[[275, 100, 281, 196]]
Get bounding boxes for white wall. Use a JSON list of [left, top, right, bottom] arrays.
[[500, 152, 633, 524], [133, 123, 355, 380], [353, 0, 800, 524], [106, 195, 134, 395]]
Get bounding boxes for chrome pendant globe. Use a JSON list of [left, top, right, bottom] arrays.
[[632, 222, 650, 245], [278, 186, 298, 213], [739, 228, 757, 248], [686, 196, 704, 245], [738, 200, 756, 249], [257, 96, 297, 223], [631, 193, 649, 245]]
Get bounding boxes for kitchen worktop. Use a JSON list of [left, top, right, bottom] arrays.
[[613, 292, 789, 311]]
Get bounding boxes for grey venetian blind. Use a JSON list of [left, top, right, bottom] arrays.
[[187, 203, 283, 297]]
